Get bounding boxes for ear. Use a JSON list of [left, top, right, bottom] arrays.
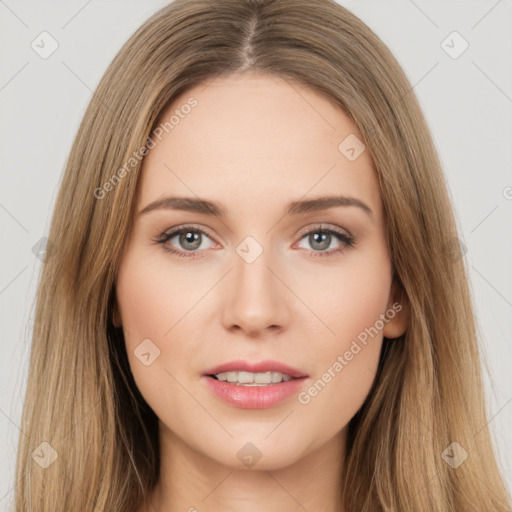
[[383, 278, 410, 339]]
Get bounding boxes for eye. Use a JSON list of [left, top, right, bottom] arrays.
[[155, 225, 216, 259], [155, 223, 356, 259], [295, 224, 355, 258]]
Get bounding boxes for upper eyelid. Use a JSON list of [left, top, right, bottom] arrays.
[[163, 222, 351, 236], [163, 224, 216, 240], [295, 223, 352, 238]]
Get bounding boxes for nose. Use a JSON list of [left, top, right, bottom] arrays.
[[221, 245, 290, 337]]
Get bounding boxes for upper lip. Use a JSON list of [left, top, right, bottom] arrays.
[[203, 359, 308, 379]]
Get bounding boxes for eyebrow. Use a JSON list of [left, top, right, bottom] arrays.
[[139, 194, 373, 218]]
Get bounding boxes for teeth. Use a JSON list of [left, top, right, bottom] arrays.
[[214, 371, 293, 385], [255, 372, 272, 384]]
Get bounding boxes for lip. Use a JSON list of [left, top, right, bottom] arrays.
[[202, 359, 309, 409], [203, 359, 308, 379]]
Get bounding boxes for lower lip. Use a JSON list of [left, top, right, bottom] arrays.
[[202, 375, 307, 409]]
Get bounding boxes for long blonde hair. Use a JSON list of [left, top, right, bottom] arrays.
[[13, 0, 511, 510]]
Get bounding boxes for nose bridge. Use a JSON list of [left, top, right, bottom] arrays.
[[221, 235, 288, 334]]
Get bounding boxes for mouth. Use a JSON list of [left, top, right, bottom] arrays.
[[202, 360, 309, 409], [207, 370, 296, 386]]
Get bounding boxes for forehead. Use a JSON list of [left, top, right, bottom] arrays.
[[137, 73, 380, 216]]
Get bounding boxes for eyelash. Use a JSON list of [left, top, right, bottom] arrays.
[[154, 223, 356, 260]]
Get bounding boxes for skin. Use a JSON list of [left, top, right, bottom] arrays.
[[113, 72, 409, 512]]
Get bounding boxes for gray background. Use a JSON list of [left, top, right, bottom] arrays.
[[1, 0, 511, 507]]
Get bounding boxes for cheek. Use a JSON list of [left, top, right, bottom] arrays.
[[116, 261, 170, 341], [115, 248, 210, 412], [295, 338, 382, 450], [116, 247, 207, 341], [295, 239, 392, 353], [294, 246, 391, 428], [115, 251, 184, 385], [329, 266, 391, 347]]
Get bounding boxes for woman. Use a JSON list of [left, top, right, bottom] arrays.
[[13, 0, 511, 510]]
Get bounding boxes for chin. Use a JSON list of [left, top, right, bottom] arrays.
[[204, 435, 308, 471]]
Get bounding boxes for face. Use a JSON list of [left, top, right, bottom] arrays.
[[113, 72, 407, 470]]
